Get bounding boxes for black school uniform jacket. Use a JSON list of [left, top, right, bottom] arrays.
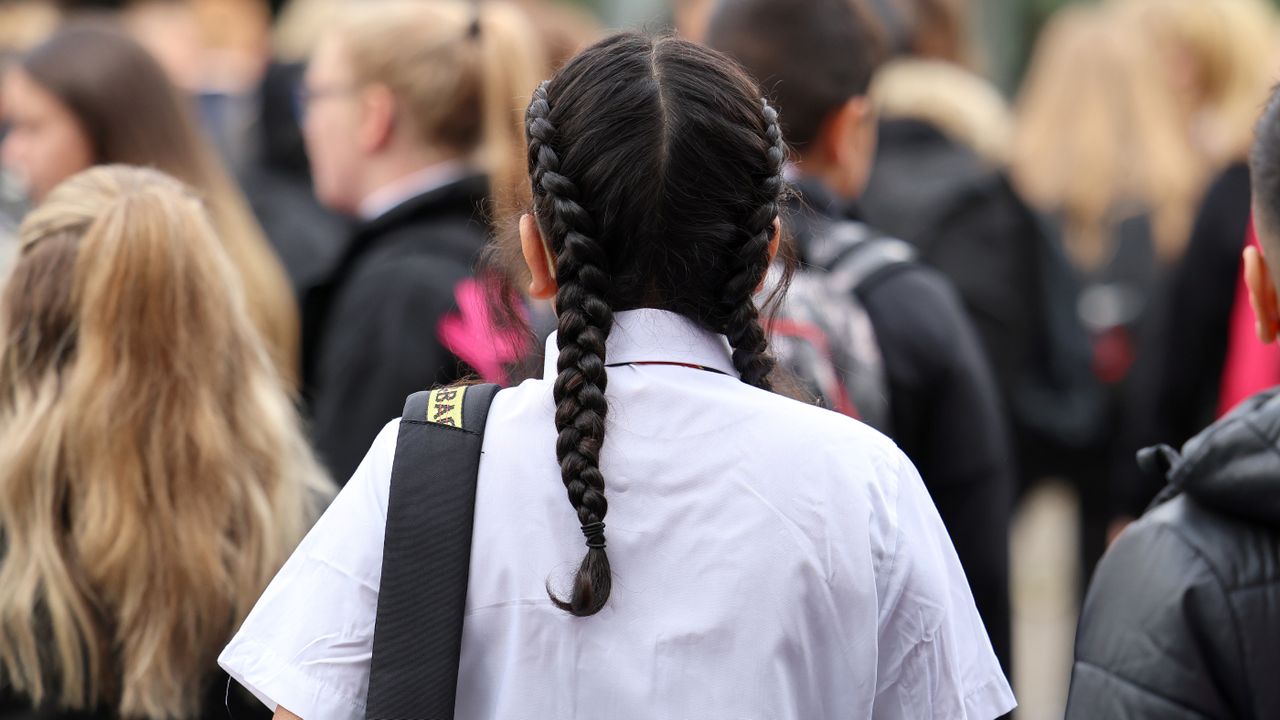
[[302, 175, 490, 484]]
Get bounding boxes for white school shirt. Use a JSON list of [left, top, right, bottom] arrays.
[[219, 308, 1015, 720]]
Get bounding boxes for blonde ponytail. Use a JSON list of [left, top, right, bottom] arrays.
[[477, 1, 544, 224], [338, 0, 547, 226]]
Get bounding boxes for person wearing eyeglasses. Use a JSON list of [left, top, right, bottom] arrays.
[[295, 0, 545, 484]]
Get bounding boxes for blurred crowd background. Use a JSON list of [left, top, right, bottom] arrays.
[[2, 0, 1279, 717]]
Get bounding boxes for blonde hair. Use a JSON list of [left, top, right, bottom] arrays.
[[1120, 0, 1279, 168], [335, 0, 546, 224], [0, 0, 56, 55], [1013, 4, 1203, 268], [273, 0, 342, 62], [0, 165, 332, 716], [871, 58, 1014, 167]]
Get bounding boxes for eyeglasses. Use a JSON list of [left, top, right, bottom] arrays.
[[292, 84, 359, 123]]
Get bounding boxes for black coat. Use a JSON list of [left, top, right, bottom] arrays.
[[1066, 387, 1280, 719], [302, 176, 489, 484], [861, 119, 1100, 482], [788, 178, 1015, 675]]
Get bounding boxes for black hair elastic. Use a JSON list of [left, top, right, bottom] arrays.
[[581, 521, 607, 549], [467, 0, 482, 39]]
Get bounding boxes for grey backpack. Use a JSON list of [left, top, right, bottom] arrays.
[[766, 219, 916, 432]]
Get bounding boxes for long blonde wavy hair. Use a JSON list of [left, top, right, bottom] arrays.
[[1013, 4, 1203, 269], [0, 166, 332, 717]]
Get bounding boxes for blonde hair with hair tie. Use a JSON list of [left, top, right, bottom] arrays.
[[336, 0, 546, 225]]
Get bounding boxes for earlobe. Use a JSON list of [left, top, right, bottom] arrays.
[[521, 213, 558, 300], [767, 217, 782, 264], [754, 217, 783, 294], [1244, 246, 1279, 343]]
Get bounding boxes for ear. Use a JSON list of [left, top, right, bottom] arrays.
[[813, 101, 857, 168], [521, 213, 558, 300], [814, 98, 865, 165], [754, 217, 783, 294], [1244, 245, 1280, 343], [812, 97, 876, 197], [839, 97, 877, 196], [357, 83, 397, 154]]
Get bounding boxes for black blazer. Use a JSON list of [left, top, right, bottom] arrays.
[[302, 175, 490, 484]]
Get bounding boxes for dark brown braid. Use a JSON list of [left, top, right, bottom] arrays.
[[721, 99, 786, 390], [527, 81, 614, 616]]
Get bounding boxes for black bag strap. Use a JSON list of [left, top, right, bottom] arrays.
[[366, 382, 501, 720]]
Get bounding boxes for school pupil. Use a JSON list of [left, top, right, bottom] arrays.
[[220, 33, 1015, 720]]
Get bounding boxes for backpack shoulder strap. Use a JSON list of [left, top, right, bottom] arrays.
[[366, 382, 501, 720], [816, 219, 917, 297]]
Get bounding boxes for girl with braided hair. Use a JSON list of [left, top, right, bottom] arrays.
[[221, 33, 1013, 720]]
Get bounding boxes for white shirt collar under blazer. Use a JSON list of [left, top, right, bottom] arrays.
[[541, 308, 740, 380]]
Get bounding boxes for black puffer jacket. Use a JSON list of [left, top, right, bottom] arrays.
[[1066, 387, 1280, 719]]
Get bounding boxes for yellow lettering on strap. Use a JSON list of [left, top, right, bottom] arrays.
[[425, 386, 467, 428]]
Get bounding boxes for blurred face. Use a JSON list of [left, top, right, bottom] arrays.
[[1, 68, 95, 203], [674, 0, 716, 42], [302, 35, 366, 214]]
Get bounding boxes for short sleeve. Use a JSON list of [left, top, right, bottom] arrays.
[[218, 420, 399, 720], [872, 453, 1016, 720]]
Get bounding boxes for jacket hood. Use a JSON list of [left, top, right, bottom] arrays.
[[1167, 387, 1280, 526]]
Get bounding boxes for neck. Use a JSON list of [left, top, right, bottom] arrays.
[[359, 144, 463, 205], [793, 155, 860, 201]]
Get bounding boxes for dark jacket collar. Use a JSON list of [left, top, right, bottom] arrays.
[[1154, 387, 1280, 526], [788, 175, 862, 222], [877, 117, 954, 148], [785, 175, 866, 264], [353, 173, 489, 245]]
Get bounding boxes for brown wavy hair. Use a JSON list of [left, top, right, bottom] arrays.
[[19, 26, 301, 386], [0, 165, 332, 716]]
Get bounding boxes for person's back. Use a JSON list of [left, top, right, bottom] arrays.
[[1066, 83, 1280, 719], [854, 21, 1104, 484], [220, 33, 1014, 719], [0, 166, 332, 718], [705, 0, 1015, 672]]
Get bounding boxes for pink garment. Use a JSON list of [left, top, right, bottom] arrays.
[[437, 278, 531, 386], [1217, 221, 1280, 416]]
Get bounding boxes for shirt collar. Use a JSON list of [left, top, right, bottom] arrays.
[[358, 161, 471, 221], [541, 308, 738, 380]]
